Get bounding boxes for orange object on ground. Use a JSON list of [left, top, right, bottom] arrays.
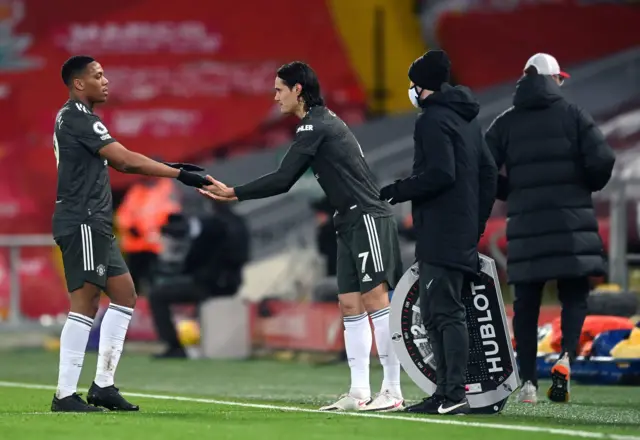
[[550, 315, 635, 355]]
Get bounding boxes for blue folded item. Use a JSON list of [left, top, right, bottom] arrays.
[[537, 354, 640, 385], [591, 329, 632, 357]]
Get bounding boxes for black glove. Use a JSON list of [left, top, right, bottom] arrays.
[[379, 184, 398, 205], [163, 162, 205, 172], [176, 169, 209, 188]]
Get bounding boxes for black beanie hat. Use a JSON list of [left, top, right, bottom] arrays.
[[408, 50, 451, 91]]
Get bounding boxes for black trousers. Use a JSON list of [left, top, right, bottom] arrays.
[[148, 277, 210, 349], [419, 262, 469, 402], [513, 277, 590, 387]]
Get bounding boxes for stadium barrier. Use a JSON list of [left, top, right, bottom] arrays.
[[604, 177, 640, 291], [0, 234, 56, 328]]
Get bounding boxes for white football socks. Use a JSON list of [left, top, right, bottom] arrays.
[[371, 307, 402, 397], [343, 312, 372, 400], [95, 304, 134, 388], [56, 312, 93, 399]]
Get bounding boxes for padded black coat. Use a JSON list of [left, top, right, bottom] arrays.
[[381, 84, 498, 274], [485, 73, 615, 284]]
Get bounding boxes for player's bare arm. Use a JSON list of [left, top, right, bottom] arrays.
[[99, 142, 179, 177], [96, 142, 208, 187]]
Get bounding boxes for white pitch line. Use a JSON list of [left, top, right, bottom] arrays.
[[0, 381, 638, 440], [1, 411, 182, 416]]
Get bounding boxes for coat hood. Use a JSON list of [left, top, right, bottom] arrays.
[[423, 83, 480, 122]]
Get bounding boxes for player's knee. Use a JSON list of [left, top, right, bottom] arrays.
[[113, 291, 137, 309], [123, 292, 137, 309], [340, 303, 364, 317], [69, 284, 102, 318], [339, 293, 365, 316], [361, 282, 389, 313], [72, 302, 100, 318], [105, 273, 138, 309]]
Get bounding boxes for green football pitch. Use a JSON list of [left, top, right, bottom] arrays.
[[0, 350, 638, 440]]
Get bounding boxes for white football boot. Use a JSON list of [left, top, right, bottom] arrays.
[[517, 380, 538, 404], [319, 394, 372, 411], [360, 390, 405, 412]]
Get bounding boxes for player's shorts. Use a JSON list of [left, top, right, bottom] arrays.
[[336, 214, 404, 294], [55, 224, 129, 293]]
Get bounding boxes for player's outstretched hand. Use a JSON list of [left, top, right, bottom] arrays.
[[176, 169, 209, 188], [198, 175, 238, 202], [163, 162, 205, 172]]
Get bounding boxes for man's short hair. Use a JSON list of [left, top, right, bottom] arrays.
[[277, 61, 325, 110], [61, 56, 95, 86]]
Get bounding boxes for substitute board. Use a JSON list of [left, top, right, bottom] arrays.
[[389, 254, 520, 414]]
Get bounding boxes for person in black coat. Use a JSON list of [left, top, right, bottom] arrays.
[[485, 53, 615, 404], [149, 201, 250, 359], [380, 50, 498, 415]]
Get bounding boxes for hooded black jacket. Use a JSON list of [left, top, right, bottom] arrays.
[[381, 83, 498, 274], [485, 73, 615, 284]]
